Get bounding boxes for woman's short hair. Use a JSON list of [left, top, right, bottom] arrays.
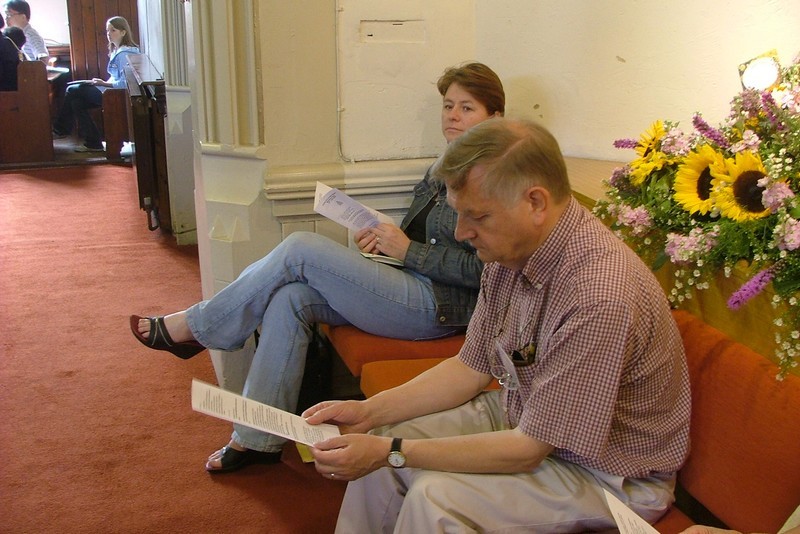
[[436, 118, 571, 204], [437, 62, 505, 116], [107, 16, 138, 54]]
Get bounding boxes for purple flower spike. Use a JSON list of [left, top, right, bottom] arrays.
[[761, 91, 785, 130], [614, 139, 638, 149], [727, 267, 776, 310], [692, 114, 731, 149]]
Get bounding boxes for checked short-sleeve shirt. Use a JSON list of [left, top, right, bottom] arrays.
[[21, 24, 48, 61], [459, 198, 690, 478]]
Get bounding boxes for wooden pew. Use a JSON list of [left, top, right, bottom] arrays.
[[0, 61, 54, 164], [101, 88, 129, 161]]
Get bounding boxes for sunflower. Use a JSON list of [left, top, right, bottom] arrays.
[[628, 120, 669, 186], [673, 144, 726, 215], [711, 150, 771, 222]]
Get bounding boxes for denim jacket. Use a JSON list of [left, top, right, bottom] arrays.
[[401, 166, 483, 326]]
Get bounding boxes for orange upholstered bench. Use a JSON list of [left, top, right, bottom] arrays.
[[320, 324, 465, 377], [358, 310, 800, 532]]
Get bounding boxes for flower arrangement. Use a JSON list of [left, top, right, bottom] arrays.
[[594, 54, 800, 378]]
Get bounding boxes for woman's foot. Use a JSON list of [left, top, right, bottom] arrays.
[[136, 312, 194, 343], [129, 313, 205, 360], [206, 440, 283, 473]]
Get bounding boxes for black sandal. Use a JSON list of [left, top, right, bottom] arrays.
[[205, 445, 282, 474], [129, 315, 206, 360]]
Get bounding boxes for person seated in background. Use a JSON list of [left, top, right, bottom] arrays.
[[3, 1, 46, 61], [129, 62, 505, 474], [52, 16, 139, 152], [3, 25, 24, 56], [304, 118, 691, 532], [0, 16, 23, 91]]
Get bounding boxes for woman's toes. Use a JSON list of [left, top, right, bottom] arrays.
[[206, 441, 245, 470], [205, 454, 222, 470], [137, 318, 151, 336]]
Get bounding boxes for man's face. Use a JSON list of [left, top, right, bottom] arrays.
[[4, 8, 25, 28], [447, 165, 540, 271]]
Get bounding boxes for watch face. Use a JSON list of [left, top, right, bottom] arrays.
[[388, 451, 406, 468]]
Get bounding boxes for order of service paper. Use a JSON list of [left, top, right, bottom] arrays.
[[191, 379, 340, 447]]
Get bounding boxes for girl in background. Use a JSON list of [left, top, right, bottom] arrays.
[[52, 16, 139, 152]]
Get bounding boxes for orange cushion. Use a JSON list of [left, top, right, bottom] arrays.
[[671, 310, 800, 533], [360, 358, 448, 397], [360, 357, 501, 398], [322, 324, 464, 376]]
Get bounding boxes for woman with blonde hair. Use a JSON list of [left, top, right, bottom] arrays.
[[52, 16, 140, 152]]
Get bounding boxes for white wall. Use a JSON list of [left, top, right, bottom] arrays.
[[24, 0, 69, 44], [336, 0, 476, 161], [475, 0, 800, 160]]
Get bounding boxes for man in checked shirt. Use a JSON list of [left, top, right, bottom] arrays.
[[306, 117, 691, 533]]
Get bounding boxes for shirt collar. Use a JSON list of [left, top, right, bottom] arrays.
[[519, 197, 581, 285]]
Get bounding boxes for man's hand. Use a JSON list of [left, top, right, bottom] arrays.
[[679, 527, 746, 534], [310, 433, 390, 481], [302, 399, 373, 435]]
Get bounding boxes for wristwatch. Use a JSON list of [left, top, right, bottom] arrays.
[[387, 437, 406, 468]]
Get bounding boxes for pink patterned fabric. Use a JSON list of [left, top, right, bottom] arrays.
[[460, 198, 690, 478]]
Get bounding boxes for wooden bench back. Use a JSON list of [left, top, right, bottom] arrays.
[[672, 309, 800, 532], [101, 88, 129, 160], [0, 61, 54, 164]]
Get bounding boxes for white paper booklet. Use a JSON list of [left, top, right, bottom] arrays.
[[602, 489, 659, 534], [191, 379, 340, 447], [313, 182, 394, 231], [360, 252, 403, 267]]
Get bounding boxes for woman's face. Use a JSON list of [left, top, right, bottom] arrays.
[[441, 82, 495, 143], [106, 23, 126, 46]]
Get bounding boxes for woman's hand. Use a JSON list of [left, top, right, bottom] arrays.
[[354, 228, 379, 253], [310, 433, 389, 481], [90, 78, 110, 87], [370, 223, 411, 261]]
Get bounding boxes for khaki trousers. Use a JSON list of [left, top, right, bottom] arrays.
[[335, 391, 675, 534]]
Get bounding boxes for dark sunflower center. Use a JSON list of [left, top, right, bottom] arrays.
[[733, 170, 767, 212], [696, 167, 713, 200]]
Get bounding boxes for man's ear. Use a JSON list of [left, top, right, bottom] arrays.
[[525, 186, 551, 223]]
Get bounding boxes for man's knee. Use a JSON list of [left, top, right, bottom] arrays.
[[399, 473, 476, 531]]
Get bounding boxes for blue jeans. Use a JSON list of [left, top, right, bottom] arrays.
[[185, 232, 463, 452]]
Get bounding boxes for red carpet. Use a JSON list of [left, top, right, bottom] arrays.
[[0, 166, 345, 533]]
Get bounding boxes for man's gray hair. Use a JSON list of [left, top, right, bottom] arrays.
[[434, 117, 571, 205]]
